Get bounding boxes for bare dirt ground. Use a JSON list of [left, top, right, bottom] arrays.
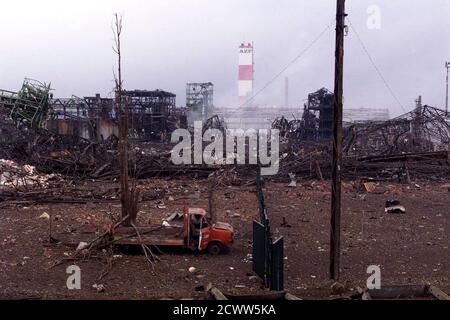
[[0, 178, 448, 299]]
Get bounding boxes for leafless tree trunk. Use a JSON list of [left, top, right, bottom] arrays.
[[113, 13, 138, 227]]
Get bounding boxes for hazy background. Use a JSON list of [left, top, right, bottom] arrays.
[[1, 0, 449, 116]]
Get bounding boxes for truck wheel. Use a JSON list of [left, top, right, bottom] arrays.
[[207, 242, 224, 255]]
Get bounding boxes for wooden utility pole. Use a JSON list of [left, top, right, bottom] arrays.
[[330, 0, 346, 281], [445, 61, 449, 116]]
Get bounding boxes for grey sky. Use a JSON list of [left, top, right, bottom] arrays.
[[1, 0, 449, 116]]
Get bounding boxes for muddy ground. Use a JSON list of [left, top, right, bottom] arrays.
[[0, 178, 448, 299]]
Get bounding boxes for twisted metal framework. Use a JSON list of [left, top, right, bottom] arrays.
[[0, 78, 180, 142], [345, 105, 450, 157], [49, 95, 114, 121], [0, 78, 51, 130], [123, 90, 176, 139], [273, 103, 449, 158], [186, 82, 214, 125], [272, 88, 334, 141]]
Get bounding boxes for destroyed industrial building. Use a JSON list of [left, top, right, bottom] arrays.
[[3, 78, 447, 181], [1, 0, 449, 305]]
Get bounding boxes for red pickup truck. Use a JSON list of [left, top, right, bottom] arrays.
[[113, 208, 234, 255]]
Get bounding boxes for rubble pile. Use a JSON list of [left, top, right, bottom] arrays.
[[0, 103, 448, 191], [275, 141, 450, 182], [0, 159, 59, 189]]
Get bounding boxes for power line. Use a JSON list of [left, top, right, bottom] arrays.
[[348, 18, 407, 113], [239, 21, 333, 107]]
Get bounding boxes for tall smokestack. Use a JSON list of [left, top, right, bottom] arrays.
[[238, 42, 254, 106]]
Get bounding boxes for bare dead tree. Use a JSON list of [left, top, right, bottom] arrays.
[[112, 13, 139, 227]]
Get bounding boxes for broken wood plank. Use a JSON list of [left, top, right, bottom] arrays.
[[206, 283, 228, 301], [427, 285, 450, 300], [368, 285, 427, 299], [285, 292, 302, 300]]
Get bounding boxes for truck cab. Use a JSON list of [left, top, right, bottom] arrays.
[[184, 208, 234, 255]]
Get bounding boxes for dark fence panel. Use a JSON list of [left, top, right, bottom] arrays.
[[252, 220, 266, 280], [270, 237, 284, 291], [252, 169, 284, 291]]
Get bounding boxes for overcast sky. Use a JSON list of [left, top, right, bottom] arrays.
[[1, 0, 449, 116]]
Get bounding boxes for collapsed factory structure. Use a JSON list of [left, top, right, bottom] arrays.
[[272, 90, 449, 155], [0, 75, 450, 185], [3, 41, 446, 162], [0, 78, 185, 142]]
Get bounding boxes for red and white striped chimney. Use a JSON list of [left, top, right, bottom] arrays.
[[238, 42, 254, 106]]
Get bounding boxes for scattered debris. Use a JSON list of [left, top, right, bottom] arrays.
[[166, 212, 183, 223], [39, 212, 50, 220], [188, 267, 197, 274], [288, 173, 297, 187], [76, 242, 89, 251], [0, 159, 58, 189], [362, 182, 377, 193], [385, 200, 406, 214], [162, 221, 171, 227], [93, 284, 106, 293], [331, 282, 346, 295]]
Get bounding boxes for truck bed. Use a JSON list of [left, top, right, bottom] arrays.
[[113, 225, 185, 246]]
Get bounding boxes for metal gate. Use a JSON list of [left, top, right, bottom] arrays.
[[252, 170, 284, 291]]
